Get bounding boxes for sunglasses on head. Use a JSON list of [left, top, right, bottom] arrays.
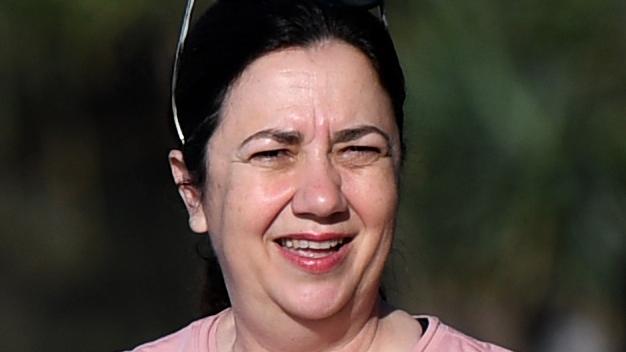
[[171, 0, 387, 145]]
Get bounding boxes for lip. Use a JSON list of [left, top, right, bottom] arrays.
[[274, 233, 353, 274], [276, 232, 353, 242]]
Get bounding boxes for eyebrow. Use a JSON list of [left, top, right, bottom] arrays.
[[331, 125, 391, 145], [239, 129, 303, 148], [239, 125, 391, 149]]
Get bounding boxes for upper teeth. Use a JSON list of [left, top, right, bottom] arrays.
[[280, 238, 345, 250]]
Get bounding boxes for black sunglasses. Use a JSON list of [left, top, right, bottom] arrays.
[[171, 0, 387, 145]]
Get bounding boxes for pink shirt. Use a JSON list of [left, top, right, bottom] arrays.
[[130, 309, 512, 352]]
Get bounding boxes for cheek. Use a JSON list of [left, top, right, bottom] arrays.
[[209, 167, 296, 240], [205, 168, 296, 287], [342, 166, 399, 228]]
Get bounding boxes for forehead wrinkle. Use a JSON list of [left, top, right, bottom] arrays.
[[282, 62, 329, 146], [307, 64, 333, 145], [278, 68, 315, 89], [278, 45, 330, 133]]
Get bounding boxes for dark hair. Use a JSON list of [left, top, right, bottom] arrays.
[[174, 0, 405, 314]]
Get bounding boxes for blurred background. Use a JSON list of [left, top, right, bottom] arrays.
[[1, 0, 624, 350]]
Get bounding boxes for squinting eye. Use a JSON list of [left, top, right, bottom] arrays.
[[336, 145, 384, 166], [345, 146, 381, 154], [249, 149, 294, 166]]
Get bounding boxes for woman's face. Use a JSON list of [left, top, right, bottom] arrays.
[[175, 40, 401, 320]]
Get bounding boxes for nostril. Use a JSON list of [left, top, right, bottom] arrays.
[[291, 164, 347, 218], [292, 185, 348, 218]]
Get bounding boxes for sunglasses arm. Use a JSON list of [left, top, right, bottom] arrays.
[[171, 0, 197, 145]]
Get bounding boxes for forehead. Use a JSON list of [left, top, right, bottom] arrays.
[[235, 40, 379, 88], [219, 40, 395, 135]]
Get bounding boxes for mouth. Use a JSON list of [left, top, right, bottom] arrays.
[[274, 234, 354, 273], [275, 237, 351, 257]]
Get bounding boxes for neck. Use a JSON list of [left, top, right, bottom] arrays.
[[218, 298, 387, 352]]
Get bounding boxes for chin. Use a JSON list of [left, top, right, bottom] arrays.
[[282, 298, 346, 322], [274, 280, 361, 322]]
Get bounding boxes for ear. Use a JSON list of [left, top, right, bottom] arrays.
[[168, 149, 209, 233]]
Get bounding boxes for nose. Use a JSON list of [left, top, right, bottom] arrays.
[[291, 155, 348, 220]]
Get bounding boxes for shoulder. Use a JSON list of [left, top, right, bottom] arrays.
[[414, 316, 514, 352], [127, 310, 228, 352]]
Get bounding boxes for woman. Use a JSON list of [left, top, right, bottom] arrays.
[[132, 0, 512, 350]]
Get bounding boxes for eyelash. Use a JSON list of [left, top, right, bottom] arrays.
[[250, 149, 291, 161], [342, 146, 381, 154]]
